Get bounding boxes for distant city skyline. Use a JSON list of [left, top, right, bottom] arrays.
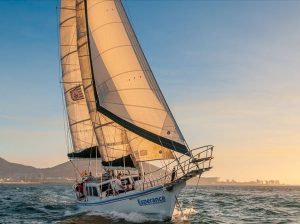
[[0, 1, 299, 185]]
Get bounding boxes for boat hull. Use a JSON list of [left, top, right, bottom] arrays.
[[77, 182, 186, 220]]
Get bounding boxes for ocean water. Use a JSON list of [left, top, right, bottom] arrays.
[[0, 184, 299, 223]]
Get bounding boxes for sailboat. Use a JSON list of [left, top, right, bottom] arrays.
[[59, 0, 214, 220]]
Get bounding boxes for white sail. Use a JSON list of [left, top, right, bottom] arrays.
[[60, 0, 98, 154]]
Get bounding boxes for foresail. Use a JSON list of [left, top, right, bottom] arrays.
[[86, 0, 189, 156], [60, 0, 98, 155]]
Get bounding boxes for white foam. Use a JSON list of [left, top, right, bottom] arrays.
[[172, 207, 197, 222], [87, 210, 159, 223], [107, 211, 155, 223]]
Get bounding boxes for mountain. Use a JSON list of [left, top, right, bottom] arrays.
[[0, 157, 156, 183], [0, 157, 83, 182], [0, 157, 40, 178]]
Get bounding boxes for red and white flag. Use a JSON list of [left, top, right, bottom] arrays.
[[70, 86, 84, 101]]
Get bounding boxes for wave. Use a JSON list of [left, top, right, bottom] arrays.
[[172, 207, 197, 222], [104, 211, 158, 223]]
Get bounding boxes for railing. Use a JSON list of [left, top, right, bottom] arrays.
[[75, 145, 214, 200], [139, 145, 214, 190]]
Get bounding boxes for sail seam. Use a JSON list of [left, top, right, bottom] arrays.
[[92, 44, 135, 60], [91, 21, 125, 33], [102, 101, 165, 112], [70, 118, 91, 126], [94, 121, 114, 129], [60, 16, 76, 26], [60, 7, 76, 11], [87, 0, 113, 10], [100, 87, 163, 94], [61, 50, 77, 61]]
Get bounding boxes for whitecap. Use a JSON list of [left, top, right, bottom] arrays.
[[86, 210, 159, 223]]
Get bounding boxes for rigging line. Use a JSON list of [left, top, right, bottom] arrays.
[[187, 174, 202, 220], [111, 122, 118, 160], [89, 111, 97, 177], [88, 147, 92, 173], [57, 1, 72, 154], [69, 160, 81, 177]]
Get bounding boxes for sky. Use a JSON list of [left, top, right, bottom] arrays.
[[0, 0, 299, 185]]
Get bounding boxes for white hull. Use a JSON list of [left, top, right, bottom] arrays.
[[77, 182, 186, 220]]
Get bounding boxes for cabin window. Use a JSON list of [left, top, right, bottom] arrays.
[[122, 178, 131, 185], [88, 186, 92, 196], [92, 187, 98, 197], [133, 176, 140, 181], [86, 186, 99, 197], [100, 183, 110, 192]]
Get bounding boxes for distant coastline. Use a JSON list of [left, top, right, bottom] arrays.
[[187, 177, 287, 186], [0, 156, 291, 186]]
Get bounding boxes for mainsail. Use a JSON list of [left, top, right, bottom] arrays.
[[60, 0, 99, 158]]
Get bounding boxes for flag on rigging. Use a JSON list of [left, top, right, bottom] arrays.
[[70, 86, 84, 101]]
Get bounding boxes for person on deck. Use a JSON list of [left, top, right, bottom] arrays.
[[171, 167, 177, 181], [114, 174, 125, 194]]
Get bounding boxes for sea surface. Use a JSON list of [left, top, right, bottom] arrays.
[[0, 184, 299, 223]]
